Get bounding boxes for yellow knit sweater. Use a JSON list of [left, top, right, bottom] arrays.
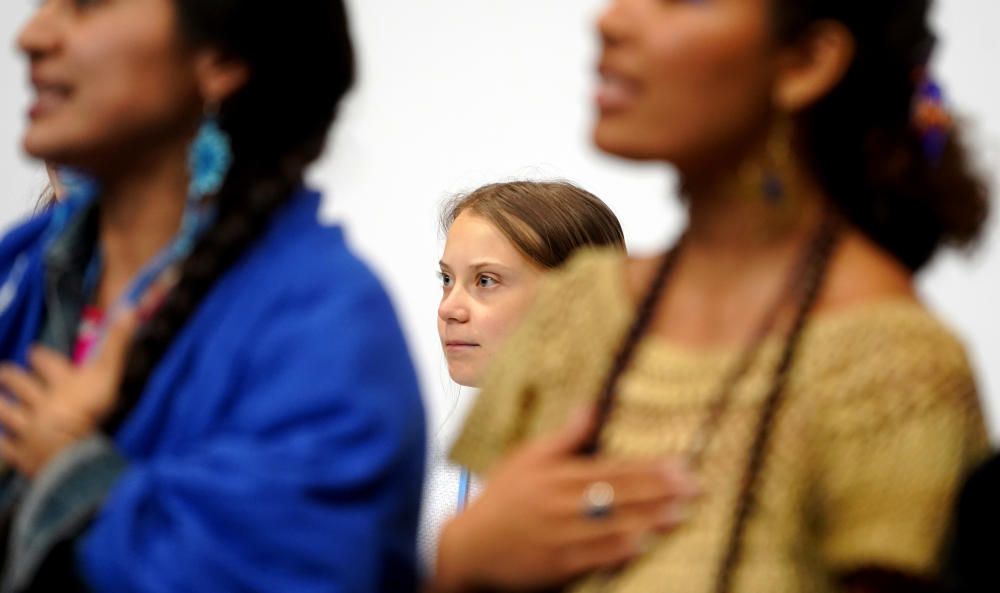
[[451, 249, 988, 593]]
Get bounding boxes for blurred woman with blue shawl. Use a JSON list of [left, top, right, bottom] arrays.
[[0, 0, 425, 591]]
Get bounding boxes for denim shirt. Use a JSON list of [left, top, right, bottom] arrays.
[[0, 203, 121, 593]]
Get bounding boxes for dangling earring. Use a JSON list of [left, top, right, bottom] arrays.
[[188, 108, 233, 202], [743, 116, 794, 205], [167, 108, 231, 256]]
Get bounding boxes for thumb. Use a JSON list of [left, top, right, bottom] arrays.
[[531, 405, 598, 458], [93, 308, 140, 375]]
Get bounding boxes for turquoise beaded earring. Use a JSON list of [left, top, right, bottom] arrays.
[[188, 110, 233, 202], [161, 109, 232, 261]]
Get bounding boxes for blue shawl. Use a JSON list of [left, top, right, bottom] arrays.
[[0, 189, 426, 592]]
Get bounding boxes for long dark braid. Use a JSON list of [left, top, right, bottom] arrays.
[[578, 246, 681, 457], [104, 0, 355, 430], [106, 157, 312, 430], [712, 215, 841, 593], [580, 211, 841, 593]]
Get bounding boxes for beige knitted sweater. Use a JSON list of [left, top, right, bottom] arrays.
[[451, 249, 988, 593]]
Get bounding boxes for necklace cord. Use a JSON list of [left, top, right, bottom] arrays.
[[576, 210, 842, 593]]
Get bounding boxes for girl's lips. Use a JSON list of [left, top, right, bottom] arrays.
[[445, 342, 480, 352]]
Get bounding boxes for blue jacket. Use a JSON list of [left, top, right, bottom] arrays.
[[0, 189, 426, 592]]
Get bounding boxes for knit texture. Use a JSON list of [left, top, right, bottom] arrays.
[[451, 248, 988, 593]]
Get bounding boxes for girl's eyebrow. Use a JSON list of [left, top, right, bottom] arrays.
[[438, 261, 512, 272]]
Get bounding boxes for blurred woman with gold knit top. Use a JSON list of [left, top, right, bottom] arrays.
[[451, 1, 991, 592]]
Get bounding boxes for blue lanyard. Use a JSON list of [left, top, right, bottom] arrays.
[[456, 467, 471, 513]]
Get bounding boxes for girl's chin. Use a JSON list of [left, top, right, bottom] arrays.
[[446, 366, 483, 390]]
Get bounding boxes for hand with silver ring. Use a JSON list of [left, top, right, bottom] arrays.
[[582, 481, 616, 519], [432, 407, 701, 593]]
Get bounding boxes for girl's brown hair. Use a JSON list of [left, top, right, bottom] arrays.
[[442, 180, 626, 269]]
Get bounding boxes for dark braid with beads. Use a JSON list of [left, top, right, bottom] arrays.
[[106, 157, 310, 430], [577, 211, 840, 593], [578, 246, 681, 457], [712, 215, 841, 593], [104, 0, 355, 430]]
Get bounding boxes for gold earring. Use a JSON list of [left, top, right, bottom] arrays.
[[741, 115, 794, 205]]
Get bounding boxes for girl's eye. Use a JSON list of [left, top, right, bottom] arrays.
[[477, 275, 498, 288], [438, 272, 453, 288]]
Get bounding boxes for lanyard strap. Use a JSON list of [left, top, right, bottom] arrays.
[[456, 467, 472, 513]]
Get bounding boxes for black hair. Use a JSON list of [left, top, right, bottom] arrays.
[[777, 0, 989, 271], [109, 0, 355, 427]]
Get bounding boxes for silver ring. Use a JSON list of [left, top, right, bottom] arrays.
[[582, 481, 615, 519]]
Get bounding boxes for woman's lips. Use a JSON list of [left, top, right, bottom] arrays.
[[28, 79, 72, 120], [596, 67, 639, 112]]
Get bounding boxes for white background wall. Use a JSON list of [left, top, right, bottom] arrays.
[[0, 1, 997, 437]]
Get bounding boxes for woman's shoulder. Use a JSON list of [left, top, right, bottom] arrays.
[[799, 298, 982, 441], [818, 228, 917, 312], [811, 297, 965, 352], [0, 210, 54, 257], [0, 199, 78, 275], [191, 190, 411, 375], [253, 189, 361, 277], [237, 189, 395, 311], [814, 300, 971, 384], [801, 227, 972, 382], [807, 228, 969, 376]]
